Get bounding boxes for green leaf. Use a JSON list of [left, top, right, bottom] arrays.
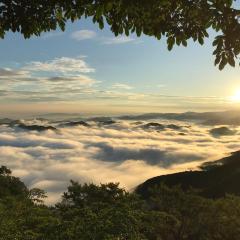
[[182, 39, 187, 47], [167, 37, 175, 51], [213, 38, 219, 46], [198, 37, 204, 45], [228, 56, 235, 67], [214, 55, 221, 66]]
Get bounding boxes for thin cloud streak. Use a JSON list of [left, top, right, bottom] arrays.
[[102, 36, 135, 45], [71, 30, 97, 41], [70, 29, 136, 45]]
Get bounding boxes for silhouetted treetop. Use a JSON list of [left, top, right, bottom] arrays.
[[0, 166, 11, 176], [1, 0, 240, 69]]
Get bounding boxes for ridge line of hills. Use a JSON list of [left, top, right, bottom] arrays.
[[136, 150, 240, 199]]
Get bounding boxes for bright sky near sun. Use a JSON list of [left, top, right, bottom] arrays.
[[1, 18, 240, 117]]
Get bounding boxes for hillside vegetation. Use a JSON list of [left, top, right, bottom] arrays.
[[1, 160, 240, 239], [136, 151, 240, 199]]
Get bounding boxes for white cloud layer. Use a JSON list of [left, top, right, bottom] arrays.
[[1, 118, 240, 204]]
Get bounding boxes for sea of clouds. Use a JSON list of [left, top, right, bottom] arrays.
[[1, 112, 240, 204]]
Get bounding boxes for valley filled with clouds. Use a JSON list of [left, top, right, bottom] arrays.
[[1, 112, 240, 204]]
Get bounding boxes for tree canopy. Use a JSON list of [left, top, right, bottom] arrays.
[[0, 0, 240, 69], [2, 165, 240, 239]]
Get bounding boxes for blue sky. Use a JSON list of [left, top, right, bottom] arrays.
[[0, 19, 240, 116]]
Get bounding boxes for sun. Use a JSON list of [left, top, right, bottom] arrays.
[[230, 89, 240, 102]]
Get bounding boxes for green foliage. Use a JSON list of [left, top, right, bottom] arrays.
[[0, 166, 59, 240], [0, 166, 28, 199], [1, 165, 240, 239], [0, 198, 59, 240], [142, 184, 240, 240], [56, 182, 144, 239], [0, 1, 240, 69]]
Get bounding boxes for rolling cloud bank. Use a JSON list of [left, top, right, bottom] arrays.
[[1, 111, 240, 204]]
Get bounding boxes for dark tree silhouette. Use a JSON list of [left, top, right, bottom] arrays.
[[2, 165, 240, 239], [0, 1, 240, 69]]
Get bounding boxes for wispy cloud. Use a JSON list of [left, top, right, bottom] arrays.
[[71, 30, 97, 41], [0, 56, 232, 111], [70, 29, 136, 45], [0, 57, 99, 103], [0, 68, 29, 78], [103, 36, 135, 45], [157, 84, 166, 88], [44, 76, 96, 85], [23, 57, 95, 75], [111, 83, 133, 90]]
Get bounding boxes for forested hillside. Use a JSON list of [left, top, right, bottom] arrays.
[[1, 165, 240, 239], [136, 151, 240, 199]]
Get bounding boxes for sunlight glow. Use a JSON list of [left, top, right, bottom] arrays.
[[230, 89, 240, 102]]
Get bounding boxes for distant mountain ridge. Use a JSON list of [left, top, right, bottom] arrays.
[[119, 110, 240, 125], [6, 110, 240, 125], [136, 151, 240, 199]]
